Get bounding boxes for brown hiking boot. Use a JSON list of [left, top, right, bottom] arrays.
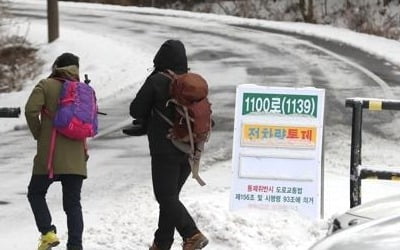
[[149, 242, 161, 250], [149, 240, 172, 250], [182, 232, 209, 250]]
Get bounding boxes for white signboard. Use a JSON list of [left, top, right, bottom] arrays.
[[230, 84, 325, 219]]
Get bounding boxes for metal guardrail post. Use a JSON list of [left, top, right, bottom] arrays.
[[349, 100, 363, 207], [346, 97, 400, 208]]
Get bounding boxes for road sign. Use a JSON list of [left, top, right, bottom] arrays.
[[230, 84, 325, 219]]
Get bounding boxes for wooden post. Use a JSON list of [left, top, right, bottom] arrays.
[[47, 0, 59, 43]]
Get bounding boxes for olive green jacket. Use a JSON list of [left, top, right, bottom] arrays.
[[25, 65, 87, 177]]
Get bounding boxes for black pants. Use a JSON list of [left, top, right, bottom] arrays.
[[27, 174, 84, 249], [151, 153, 199, 250]]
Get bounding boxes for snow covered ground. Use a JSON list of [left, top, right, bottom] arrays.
[[1, 0, 400, 249]]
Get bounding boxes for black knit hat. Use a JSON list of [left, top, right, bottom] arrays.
[[52, 52, 79, 69]]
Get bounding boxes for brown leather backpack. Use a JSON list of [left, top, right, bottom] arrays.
[[169, 71, 211, 140], [155, 69, 213, 186]]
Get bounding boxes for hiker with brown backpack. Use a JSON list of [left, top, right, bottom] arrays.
[[129, 39, 211, 250]]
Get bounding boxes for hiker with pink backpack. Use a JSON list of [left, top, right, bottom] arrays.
[[25, 53, 98, 250], [129, 39, 211, 250]]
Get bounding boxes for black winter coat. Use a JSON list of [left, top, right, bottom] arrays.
[[130, 40, 188, 155]]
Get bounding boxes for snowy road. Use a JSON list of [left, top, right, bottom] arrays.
[[8, 1, 400, 138], [2, 1, 400, 249]]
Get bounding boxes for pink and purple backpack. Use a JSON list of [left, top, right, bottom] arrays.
[[53, 80, 98, 139]]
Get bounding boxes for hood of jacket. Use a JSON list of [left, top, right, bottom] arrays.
[[153, 39, 188, 74], [49, 65, 80, 81]]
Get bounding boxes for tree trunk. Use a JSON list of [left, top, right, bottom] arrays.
[[299, 0, 314, 23], [307, 0, 314, 23], [47, 0, 59, 43], [383, 0, 392, 6], [346, 0, 351, 8]]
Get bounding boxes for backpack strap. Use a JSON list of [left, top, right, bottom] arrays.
[[159, 70, 174, 82], [188, 142, 206, 186], [154, 108, 173, 127], [46, 129, 88, 179], [166, 99, 194, 122], [182, 106, 195, 155], [42, 107, 56, 179], [47, 128, 57, 179], [160, 69, 176, 79], [182, 105, 206, 186]]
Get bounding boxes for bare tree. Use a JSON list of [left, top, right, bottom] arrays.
[[215, 0, 231, 15], [383, 0, 393, 6], [0, 2, 43, 93], [346, 0, 352, 8], [299, 0, 315, 23]]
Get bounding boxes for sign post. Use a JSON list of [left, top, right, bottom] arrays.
[[230, 84, 325, 219]]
